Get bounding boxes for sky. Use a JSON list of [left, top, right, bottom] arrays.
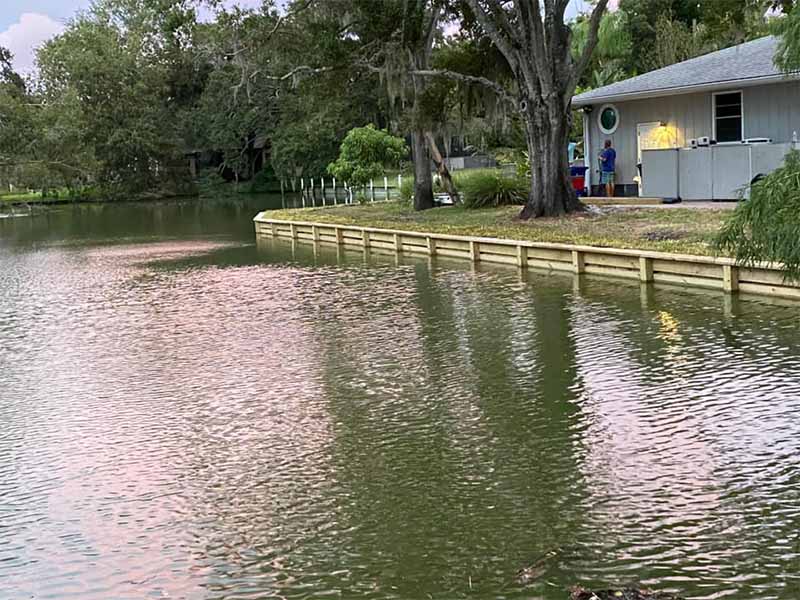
[[0, 0, 617, 73]]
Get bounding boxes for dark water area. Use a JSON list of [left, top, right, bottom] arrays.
[[2, 197, 800, 600]]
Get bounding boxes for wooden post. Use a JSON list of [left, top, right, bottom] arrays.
[[332, 178, 337, 204], [397, 173, 402, 190], [427, 236, 436, 256], [639, 256, 654, 282], [334, 227, 343, 245], [321, 177, 326, 205], [370, 180, 375, 202], [572, 250, 585, 274], [363, 230, 370, 248], [312, 225, 319, 242], [310, 178, 315, 206], [271, 222, 278, 237], [301, 178, 306, 208], [723, 264, 739, 292], [289, 223, 297, 239], [384, 176, 389, 201], [517, 245, 528, 268], [394, 233, 402, 253], [469, 240, 479, 262]]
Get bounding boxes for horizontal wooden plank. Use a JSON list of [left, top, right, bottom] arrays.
[[475, 243, 517, 257], [527, 259, 574, 272], [584, 253, 639, 270], [478, 252, 519, 266], [399, 235, 428, 249], [367, 231, 395, 243], [652, 259, 721, 279], [400, 243, 429, 255], [434, 238, 471, 252], [738, 267, 799, 288], [653, 272, 721, 290], [434, 247, 472, 260], [584, 265, 640, 280], [367, 240, 396, 251], [738, 282, 800, 300], [528, 248, 572, 263]]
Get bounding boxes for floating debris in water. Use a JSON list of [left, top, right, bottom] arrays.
[[515, 548, 561, 584]]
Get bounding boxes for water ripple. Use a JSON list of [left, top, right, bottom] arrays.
[[2, 206, 800, 599]]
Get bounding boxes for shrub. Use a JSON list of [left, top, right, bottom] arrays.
[[399, 175, 415, 202], [327, 125, 407, 188], [456, 169, 528, 209], [714, 150, 800, 279]]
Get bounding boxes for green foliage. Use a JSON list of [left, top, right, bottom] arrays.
[[774, 4, 800, 72], [327, 125, 407, 188], [714, 150, 800, 279], [399, 175, 415, 202], [249, 165, 279, 193], [647, 13, 710, 71], [456, 169, 528, 209]]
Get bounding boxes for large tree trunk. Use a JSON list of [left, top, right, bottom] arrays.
[[412, 129, 434, 211], [519, 98, 582, 220], [424, 131, 460, 204]]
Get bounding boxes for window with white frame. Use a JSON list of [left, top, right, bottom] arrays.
[[713, 91, 743, 143]]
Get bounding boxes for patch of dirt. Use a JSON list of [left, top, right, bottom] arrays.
[[641, 229, 688, 242]]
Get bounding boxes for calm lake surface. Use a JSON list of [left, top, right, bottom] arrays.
[[2, 197, 800, 600]]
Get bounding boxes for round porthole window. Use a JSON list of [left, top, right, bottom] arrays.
[[598, 104, 619, 134]]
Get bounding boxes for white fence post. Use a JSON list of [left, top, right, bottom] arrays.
[[301, 178, 306, 208], [370, 180, 375, 202], [332, 178, 337, 204], [321, 177, 326, 205], [384, 176, 389, 201]]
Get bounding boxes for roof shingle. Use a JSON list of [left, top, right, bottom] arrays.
[[573, 36, 785, 106]]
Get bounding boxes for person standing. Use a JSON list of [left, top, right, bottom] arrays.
[[599, 139, 616, 197]]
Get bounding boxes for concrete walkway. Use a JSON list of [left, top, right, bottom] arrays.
[[585, 197, 738, 210]]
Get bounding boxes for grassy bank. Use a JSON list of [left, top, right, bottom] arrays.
[[266, 202, 732, 256], [0, 192, 73, 205]]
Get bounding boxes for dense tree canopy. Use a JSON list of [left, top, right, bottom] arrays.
[[0, 0, 794, 209]]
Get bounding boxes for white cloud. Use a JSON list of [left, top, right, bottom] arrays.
[[0, 12, 64, 73]]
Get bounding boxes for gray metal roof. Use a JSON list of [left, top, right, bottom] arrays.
[[573, 36, 791, 106]]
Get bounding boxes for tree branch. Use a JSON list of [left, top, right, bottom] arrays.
[[264, 0, 317, 42], [410, 69, 516, 107], [265, 65, 334, 81]]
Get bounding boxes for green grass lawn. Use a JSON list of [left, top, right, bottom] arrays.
[[266, 201, 734, 256], [0, 191, 73, 204]]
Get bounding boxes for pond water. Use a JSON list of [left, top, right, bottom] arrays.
[[2, 198, 800, 600]]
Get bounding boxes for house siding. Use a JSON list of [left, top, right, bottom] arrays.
[[582, 80, 800, 193]]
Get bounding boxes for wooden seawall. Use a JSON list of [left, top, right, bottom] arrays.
[[253, 213, 800, 300]]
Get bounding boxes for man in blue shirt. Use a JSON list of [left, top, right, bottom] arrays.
[[599, 139, 616, 197]]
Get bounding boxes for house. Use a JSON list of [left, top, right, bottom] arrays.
[[573, 36, 800, 200]]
